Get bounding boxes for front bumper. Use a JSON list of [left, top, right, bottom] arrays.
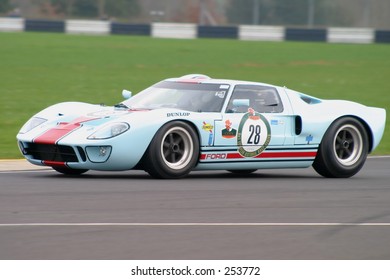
[[17, 140, 139, 171]]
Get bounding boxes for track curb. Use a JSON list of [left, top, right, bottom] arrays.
[[0, 159, 50, 171]]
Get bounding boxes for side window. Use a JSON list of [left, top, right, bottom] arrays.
[[226, 85, 283, 113]]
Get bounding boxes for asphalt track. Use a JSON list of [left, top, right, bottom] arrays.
[[0, 157, 390, 260]]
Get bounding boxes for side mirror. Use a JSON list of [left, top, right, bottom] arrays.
[[232, 99, 250, 107], [122, 89, 132, 99]]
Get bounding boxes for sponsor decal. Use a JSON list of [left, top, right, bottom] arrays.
[[270, 119, 284, 126], [202, 121, 214, 146], [202, 153, 227, 160], [247, 108, 261, 120], [166, 112, 191, 118], [306, 134, 314, 144], [215, 91, 226, 98], [237, 108, 271, 157], [202, 122, 214, 131], [221, 119, 237, 139]]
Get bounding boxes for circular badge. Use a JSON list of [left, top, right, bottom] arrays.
[[237, 109, 271, 157]]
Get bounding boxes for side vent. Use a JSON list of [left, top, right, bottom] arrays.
[[300, 94, 321, 104], [295, 116, 302, 135]]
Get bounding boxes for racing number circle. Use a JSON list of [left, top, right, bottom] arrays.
[[237, 111, 271, 157]]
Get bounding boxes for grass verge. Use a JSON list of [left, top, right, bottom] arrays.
[[1, 32, 389, 158]]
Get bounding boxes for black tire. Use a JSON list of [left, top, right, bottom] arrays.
[[227, 169, 257, 174], [52, 166, 88, 175], [313, 117, 369, 178], [144, 121, 199, 179]]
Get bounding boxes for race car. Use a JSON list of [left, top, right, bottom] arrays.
[[17, 74, 386, 179]]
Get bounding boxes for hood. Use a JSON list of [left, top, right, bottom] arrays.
[[20, 101, 195, 144], [19, 102, 152, 144], [34, 101, 155, 127]]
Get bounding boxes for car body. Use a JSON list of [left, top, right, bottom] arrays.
[[17, 74, 386, 178]]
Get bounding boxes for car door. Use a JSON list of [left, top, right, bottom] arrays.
[[213, 84, 291, 156]]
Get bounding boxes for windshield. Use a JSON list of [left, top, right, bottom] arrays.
[[122, 81, 230, 113]]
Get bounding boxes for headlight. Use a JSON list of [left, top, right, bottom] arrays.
[[88, 122, 130, 139], [19, 117, 47, 134]]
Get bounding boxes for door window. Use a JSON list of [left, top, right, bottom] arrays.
[[226, 85, 283, 113]]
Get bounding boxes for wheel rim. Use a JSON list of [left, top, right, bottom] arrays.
[[333, 124, 363, 166], [160, 127, 194, 170]]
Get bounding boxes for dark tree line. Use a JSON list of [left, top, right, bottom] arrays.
[[47, 0, 140, 19], [0, 0, 10, 13], [227, 0, 350, 27]]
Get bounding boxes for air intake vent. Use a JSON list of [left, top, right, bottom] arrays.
[[24, 143, 79, 162], [295, 116, 302, 135]]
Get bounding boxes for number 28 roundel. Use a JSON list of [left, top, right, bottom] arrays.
[[237, 109, 271, 157]]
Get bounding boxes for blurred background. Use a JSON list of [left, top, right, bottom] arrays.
[[1, 0, 390, 29], [1, 0, 389, 158]]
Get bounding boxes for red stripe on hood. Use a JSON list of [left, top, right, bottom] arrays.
[[34, 116, 99, 145]]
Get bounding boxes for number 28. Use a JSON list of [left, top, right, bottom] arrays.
[[247, 124, 261, 144]]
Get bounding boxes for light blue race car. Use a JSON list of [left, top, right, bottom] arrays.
[[17, 74, 386, 179]]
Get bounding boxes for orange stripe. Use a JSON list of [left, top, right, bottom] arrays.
[[34, 116, 99, 145]]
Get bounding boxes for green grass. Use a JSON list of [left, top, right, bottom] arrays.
[[1, 32, 389, 158]]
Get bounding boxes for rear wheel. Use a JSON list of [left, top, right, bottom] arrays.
[[144, 121, 199, 179], [52, 166, 88, 175], [313, 117, 368, 178]]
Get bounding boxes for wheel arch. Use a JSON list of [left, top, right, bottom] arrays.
[[136, 119, 202, 169], [175, 119, 202, 165], [353, 116, 374, 153], [313, 115, 370, 178], [159, 119, 202, 152], [326, 115, 373, 153]]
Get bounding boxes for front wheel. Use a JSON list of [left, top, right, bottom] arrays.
[[313, 117, 369, 178], [144, 121, 199, 179]]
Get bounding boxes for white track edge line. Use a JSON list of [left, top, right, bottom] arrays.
[[1, 223, 390, 227]]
